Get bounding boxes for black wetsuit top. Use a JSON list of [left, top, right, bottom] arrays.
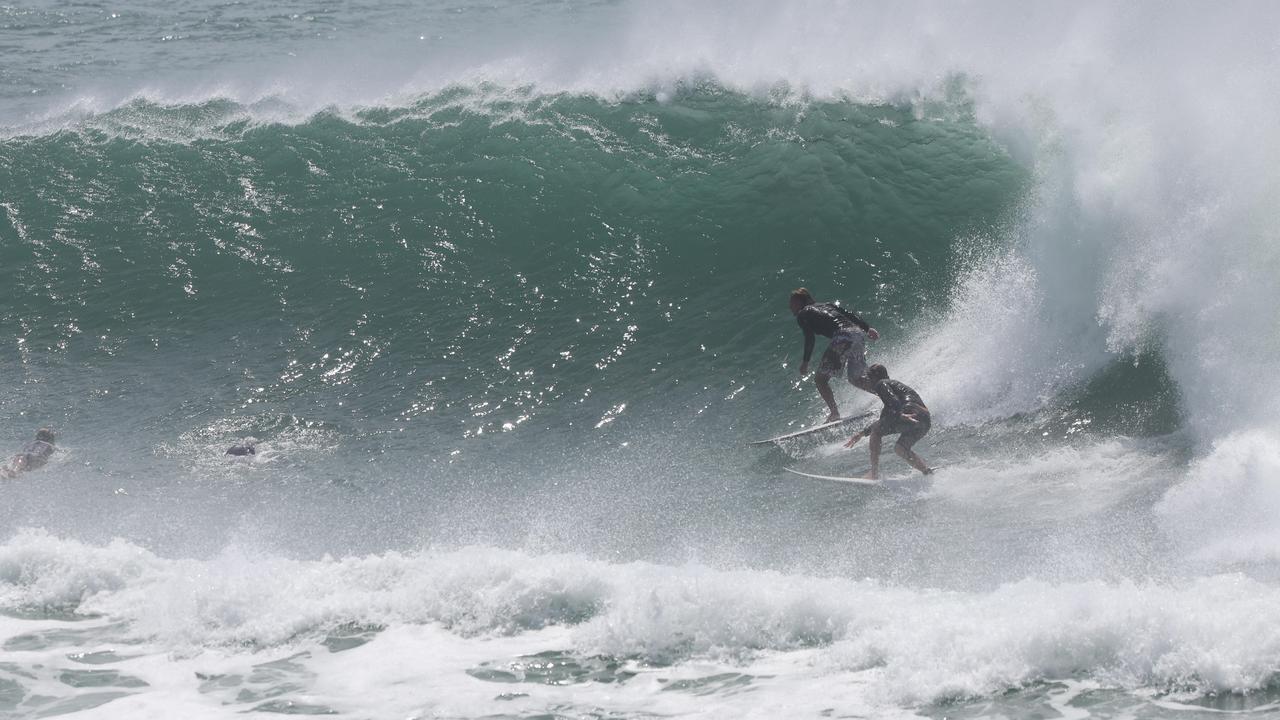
[[866, 379, 928, 431], [17, 440, 54, 471], [795, 303, 871, 362]]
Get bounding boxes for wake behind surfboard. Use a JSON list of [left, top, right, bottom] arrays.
[[746, 410, 873, 446]]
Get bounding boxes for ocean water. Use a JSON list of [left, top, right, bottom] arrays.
[[2, 1, 1280, 717]]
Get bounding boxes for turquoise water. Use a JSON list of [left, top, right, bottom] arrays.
[[3, 2, 1280, 718]]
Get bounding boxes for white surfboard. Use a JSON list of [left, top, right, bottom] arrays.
[[784, 464, 946, 486], [783, 467, 881, 485], [747, 410, 873, 446]]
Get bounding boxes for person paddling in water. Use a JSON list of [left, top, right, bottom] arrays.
[[225, 437, 258, 457], [844, 364, 934, 479], [1, 428, 56, 479], [789, 287, 880, 422]]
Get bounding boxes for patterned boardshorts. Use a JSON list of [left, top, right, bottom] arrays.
[[816, 329, 868, 384]]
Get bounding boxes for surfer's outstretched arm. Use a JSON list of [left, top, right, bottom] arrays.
[[845, 420, 879, 448]]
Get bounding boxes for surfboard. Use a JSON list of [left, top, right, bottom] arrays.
[[784, 463, 947, 485], [783, 467, 880, 485], [746, 411, 873, 446]]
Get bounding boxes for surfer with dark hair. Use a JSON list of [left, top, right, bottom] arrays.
[[789, 287, 880, 422], [1, 428, 56, 478], [844, 364, 933, 479]]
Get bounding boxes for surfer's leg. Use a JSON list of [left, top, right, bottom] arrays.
[[895, 412, 932, 474], [843, 331, 874, 394], [816, 346, 844, 421], [894, 443, 930, 474], [851, 373, 876, 393], [815, 375, 839, 422], [865, 430, 883, 479]]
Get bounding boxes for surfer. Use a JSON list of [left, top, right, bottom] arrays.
[[1, 428, 56, 478], [225, 438, 257, 456], [790, 287, 880, 422], [844, 365, 933, 479]]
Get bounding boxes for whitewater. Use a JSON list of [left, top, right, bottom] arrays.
[[3, 1, 1280, 718]]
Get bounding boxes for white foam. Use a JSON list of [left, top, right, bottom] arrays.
[[928, 438, 1172, 521], [5, 532, 1280, 713], [1157, 429, 1280, 566]]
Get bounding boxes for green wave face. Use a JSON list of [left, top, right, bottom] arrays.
[[0, 89, 1027, 455]]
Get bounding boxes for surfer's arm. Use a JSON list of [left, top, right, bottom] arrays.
[[898, 401, 927, 424], [835, 306, 879, 340], [799, 324, 816, 371], [846, 420, 880, 446], [834, 306, 871, 332]]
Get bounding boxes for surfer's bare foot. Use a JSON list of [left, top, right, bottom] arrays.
[[922, 467, 935, 475], [862, 472, 878, 480], [825, 412, 840, 423]]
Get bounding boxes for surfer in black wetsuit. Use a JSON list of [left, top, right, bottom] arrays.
[[1, 428, 56, 478], [789, 287, 880, 422], [225, 438, 257, 457], [844, 365, 933, 479]]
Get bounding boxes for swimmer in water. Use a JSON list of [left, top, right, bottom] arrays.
[[2, 428, 56, 478], [225, 437, 257, 457]]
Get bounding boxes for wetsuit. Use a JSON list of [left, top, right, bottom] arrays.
[[863, 379, 931, 449], [796, 302, 872, 382], [10, 440, 54, 474]]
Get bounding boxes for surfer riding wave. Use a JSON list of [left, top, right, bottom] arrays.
[[789, 287, 880, 422]]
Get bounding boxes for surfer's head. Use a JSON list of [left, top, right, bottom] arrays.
[[866, 364, 889, 383], [789, 287, 815, 314], [34, 428, 55, 443]]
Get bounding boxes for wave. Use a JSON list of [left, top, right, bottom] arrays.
[[5, 41, 1278, 552], [5, 5, 1280, 717], [4, 530, 1280, 705], [6, 2, 1278, 448], [0, 87, 1024, 449]]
